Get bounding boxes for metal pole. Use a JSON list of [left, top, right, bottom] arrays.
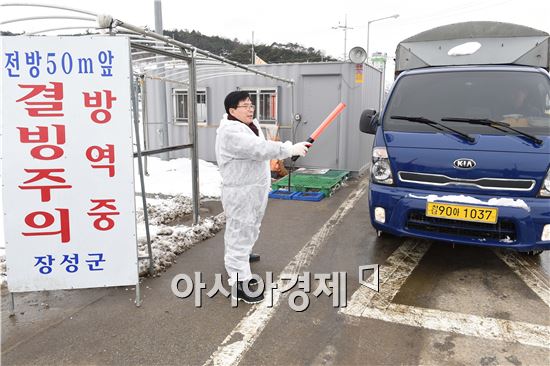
[[154, 0, 163, 35], [115, 21, 294, 85], [379, 57, 386, 112], [140, 75, 149, 175], [366, 21, 371, 64], [0, 15, 95, 25], [133, 144, 193, 157], [188, 50, 200, 225], [251, 31, 255, 64], [131, 77, 154, 276], [135, 280, 142, 307], [331, 15, 353, 62], [291, 83, 296, 143], [344, 14, 347, 62], [0, 3, 97, 16], [289, 83, 297, 192], [9, 292, 15, 317], [366, 14, 399, 65], [153, 0, 169, 160], [1, 4, 294, 84]]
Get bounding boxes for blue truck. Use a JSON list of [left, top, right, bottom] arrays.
[[360, 22, 550, 254]]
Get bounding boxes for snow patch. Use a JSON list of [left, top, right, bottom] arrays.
[[135, 157, 221, 198], [448, 41, 481, 56], [134, 194, 225, 276]]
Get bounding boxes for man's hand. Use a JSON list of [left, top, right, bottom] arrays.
[[290, 141, 311, 157]]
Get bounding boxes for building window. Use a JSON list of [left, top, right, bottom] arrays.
[[173, 89, 207, 123], [243, 88, 277, 124]]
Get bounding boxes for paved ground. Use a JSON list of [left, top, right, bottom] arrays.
[[2, 175, 549, 365]]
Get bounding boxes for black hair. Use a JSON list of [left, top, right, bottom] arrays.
[[224, 90, 250, 114]]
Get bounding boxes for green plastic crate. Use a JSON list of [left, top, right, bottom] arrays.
[[271, 170, 349, 197]]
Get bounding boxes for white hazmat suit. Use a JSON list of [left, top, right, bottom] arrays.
[[215, 114, 296, 285]]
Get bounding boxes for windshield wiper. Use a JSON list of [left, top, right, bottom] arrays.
[[390, 115, 475, 143], [441, 117, 543, 145]]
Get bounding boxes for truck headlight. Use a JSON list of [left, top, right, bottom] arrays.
[[538, 169, 550, 197], [371, 147, 393, 185], [542, 225, 550, 241]]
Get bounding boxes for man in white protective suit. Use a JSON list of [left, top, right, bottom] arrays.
[[215, 91, 311, 303]]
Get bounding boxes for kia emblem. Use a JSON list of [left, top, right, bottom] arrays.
[[453, 158, 476, 169]]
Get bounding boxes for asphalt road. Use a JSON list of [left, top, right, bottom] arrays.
[[2, 175, 549, 365]]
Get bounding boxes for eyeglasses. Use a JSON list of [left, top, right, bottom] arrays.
[[236, 104, 256, 110]]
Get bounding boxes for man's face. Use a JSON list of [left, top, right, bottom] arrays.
[[229, 97, 255, 124]]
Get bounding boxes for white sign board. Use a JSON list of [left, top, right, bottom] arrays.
[[0, 36, 138, 292]]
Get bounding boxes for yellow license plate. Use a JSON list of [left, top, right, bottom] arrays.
[[426, 202, 498, 224]]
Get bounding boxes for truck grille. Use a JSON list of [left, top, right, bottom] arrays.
[[398, 171, 535, 191], [406, 211, 517, 242]]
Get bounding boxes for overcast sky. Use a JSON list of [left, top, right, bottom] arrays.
[[1, 0, 549, 82]]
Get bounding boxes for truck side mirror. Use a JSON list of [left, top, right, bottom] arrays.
[[359, 109, 378, 134]]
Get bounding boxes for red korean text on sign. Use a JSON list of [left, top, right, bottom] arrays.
[[85, 144, 115, 177], [22, 208, 71, 243], [18, 168, 72, 202], [83, 90, 117, 123], [17, 124, 66, 160], [16, 82, 64, 117], [87, 199, 120, 231]]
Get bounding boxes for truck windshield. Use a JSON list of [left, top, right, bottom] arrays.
[[383, 70, 550, 136]]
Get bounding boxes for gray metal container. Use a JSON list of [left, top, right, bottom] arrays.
[[395, 21, 550, 75]]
